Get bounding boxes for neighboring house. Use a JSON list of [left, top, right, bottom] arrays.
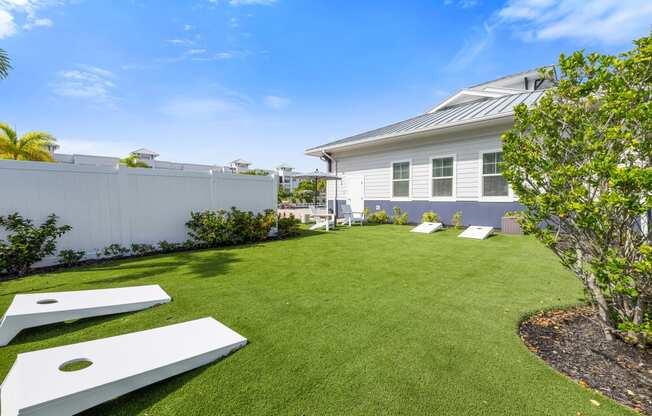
[[229, 158, 252, 173], [131, 148, 160, 164], [305, 67, 556, 227], [276, 164, 302, 192]]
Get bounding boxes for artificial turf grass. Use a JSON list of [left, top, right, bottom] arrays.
[[0, 226, 635, 415]]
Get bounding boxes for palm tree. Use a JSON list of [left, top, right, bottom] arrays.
[[120, 153, 150, 168], [0, 123, 57, 162], [0, 48, 11, 79]]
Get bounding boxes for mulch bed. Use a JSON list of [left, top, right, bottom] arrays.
[[520, 307, 652, 414]]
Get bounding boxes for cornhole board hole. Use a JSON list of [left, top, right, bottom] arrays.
[[458, 226, 494, 240], [1, 317, 247, 416], [410, 222, 443, 234], [0, 285, 171, 346]]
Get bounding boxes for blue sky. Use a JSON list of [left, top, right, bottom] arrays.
[[1, 0, 650, 171]]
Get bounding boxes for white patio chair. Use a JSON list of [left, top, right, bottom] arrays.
[[341, 204, 365, 227]]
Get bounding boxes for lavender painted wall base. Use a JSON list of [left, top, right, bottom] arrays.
[[363, 200, 522, 228]]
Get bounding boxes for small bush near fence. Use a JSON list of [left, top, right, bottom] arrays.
[[0, 213, 71, 276], [277, 214, 301, 238], [422, 211, 440, 223], [58, 249, 85, 267], [452, 211, 463, 229], [367, 210, 389, 224], [186, 208, 277, 248], [392, 207, 409, 225]]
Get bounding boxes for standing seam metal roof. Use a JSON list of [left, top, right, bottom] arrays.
[[308, 90, 544, 151]]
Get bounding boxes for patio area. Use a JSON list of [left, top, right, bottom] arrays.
[[0, 226, 633, 415]]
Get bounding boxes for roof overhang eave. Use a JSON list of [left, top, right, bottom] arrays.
[[304, 112, 515, 157]]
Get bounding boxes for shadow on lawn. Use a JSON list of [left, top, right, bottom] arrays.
[[79, 250, 240, 285], [6, 310, 143, 347]]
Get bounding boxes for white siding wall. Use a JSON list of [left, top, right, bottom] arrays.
[[328, 128, 514, 203], [0, 160, 277, 264]]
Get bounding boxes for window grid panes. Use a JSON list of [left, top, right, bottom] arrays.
[[482, 152, 508, 197], [392, 162, 410, 197], [432, 157, 454, 197]]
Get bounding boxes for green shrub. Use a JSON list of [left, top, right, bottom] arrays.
[[58, 249, 85, 267], [158, 240, 180, 253], [186, 207, 276, 248], [367, 210, 389, 224], [452, 211, 463, 229], [102, 243, 129, 258], [422, 211, 440, 223], [277, 214, 301, 238], [131, 243, 156, 256], [0, 213, 71, 276], [392, 207, 409, 225]]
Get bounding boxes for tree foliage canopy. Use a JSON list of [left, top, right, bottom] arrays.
[[502, 32, 652, 346], [0, 48, 10, 80], [120, 153, 151, 168], [0, 123, 57, 162]]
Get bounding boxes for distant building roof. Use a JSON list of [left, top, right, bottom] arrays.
[[230, 158, 251, 165], [276, 163, 293, 170], [132, 148, 159, 157]]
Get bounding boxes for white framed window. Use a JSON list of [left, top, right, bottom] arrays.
[[481, 151, 509, 198], [431, 155, 455, 199], [391, 160, 410, 198]]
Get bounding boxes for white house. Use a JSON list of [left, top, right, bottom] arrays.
[[276, 164, 302, 192], [229, 159, 252, 173], [305, 67, 556, 227]]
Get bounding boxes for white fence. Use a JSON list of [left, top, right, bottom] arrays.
[[0, 160, 277, 263]]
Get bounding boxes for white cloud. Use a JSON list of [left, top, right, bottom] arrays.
[[444, 0, 479, 8], [0, 9, 16, 38], [51, 65, 117, 105], [166, 38, 194, 45], [229, 0, 275, 6], [23, 16, 51, 29], [264, 95, 290, 110], [0, 0, 61, 37], [186, 48, 206, 55], [498, 0, 652, 44], [447, 0, 652, 70], [446, 22, 495, 71]]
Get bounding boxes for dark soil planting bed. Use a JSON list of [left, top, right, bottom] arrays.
[[521, 307, 652, 414]]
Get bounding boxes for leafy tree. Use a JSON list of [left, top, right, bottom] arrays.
[[292, 179, 325, 204], [0, 48, 10, 80], [277, 184, 291, 204], [120, 153, 150, 168], [502, 32, 652, 345], [239, 169, 269, 176], [0, 123, 57, 162]]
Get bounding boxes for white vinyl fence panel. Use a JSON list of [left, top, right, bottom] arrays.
[[0, 160, 277, 264]]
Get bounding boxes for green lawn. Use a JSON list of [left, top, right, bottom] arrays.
[[0, 226, 634, 415]]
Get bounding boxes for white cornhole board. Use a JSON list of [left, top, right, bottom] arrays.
[[458, 226, 494, 240], [410, 222, 443, 234], [309, 220, 334, 230], [0, 285, 171, 346], [1, 317, 247, 416]]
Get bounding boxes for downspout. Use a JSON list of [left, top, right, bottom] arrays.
[[320, 150, 338, 218]]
